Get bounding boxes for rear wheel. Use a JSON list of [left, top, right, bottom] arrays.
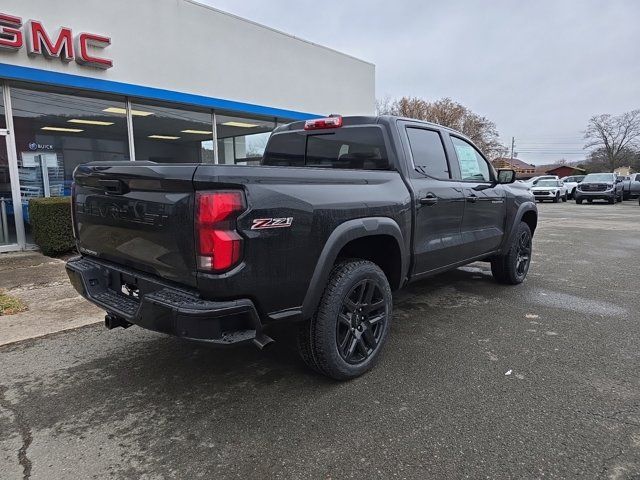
[[297, 260, 392, 380], [491, 222, 532, 285]]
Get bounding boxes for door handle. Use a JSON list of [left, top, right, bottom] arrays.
[[419, 194, 438, 206], [466, 193, 478, 203]]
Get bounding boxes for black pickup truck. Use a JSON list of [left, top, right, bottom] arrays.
[[67, 115, 538, 380]]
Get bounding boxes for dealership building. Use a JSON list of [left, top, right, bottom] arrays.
[[0, 0, 375, 252]]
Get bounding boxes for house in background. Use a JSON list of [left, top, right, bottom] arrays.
[[614, 166, 634, 176], [545, 165, 586, 178], [491, 157, 536, 178]]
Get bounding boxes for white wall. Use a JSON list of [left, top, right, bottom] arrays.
[[0, 0, 376, 116]]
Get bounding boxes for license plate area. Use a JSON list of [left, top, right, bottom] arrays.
[[108, 270, 140, 301]]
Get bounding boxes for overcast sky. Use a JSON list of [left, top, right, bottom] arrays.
[[204, 0, 639, 165]]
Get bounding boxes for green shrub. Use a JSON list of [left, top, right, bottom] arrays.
[[28, 196, 75, 256]]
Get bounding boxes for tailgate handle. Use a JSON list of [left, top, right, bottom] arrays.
[[99, 179, 126, 195]]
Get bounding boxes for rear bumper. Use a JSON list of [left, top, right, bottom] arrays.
[[66, 256, 267, 346]]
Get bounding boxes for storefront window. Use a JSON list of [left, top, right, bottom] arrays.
[[216, 114, 275, 165], [10, 84, 130, 242], [131, 101, 214, 163]]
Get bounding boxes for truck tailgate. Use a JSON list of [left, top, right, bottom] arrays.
[[73, 162, 198, 287]]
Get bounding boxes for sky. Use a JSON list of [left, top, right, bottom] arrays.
[[203, 0, 640, 165]]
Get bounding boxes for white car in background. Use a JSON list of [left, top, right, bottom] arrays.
[[517, 175, 560, 189], [530, 179, 568, 203], [560, 175, 586, 199]]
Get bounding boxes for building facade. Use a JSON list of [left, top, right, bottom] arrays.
[[0, 0, 375, 252]]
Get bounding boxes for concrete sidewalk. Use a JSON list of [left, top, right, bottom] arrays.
[[0, 251, 103, 346]]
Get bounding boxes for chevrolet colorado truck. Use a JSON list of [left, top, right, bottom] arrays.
[[66, 115, 538, 380]]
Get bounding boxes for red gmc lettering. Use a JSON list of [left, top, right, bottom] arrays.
[[75, 32, 112, 69], [0, 12, 112, 69], [26, 20, 74, 62], [0, 13, 23, 51]]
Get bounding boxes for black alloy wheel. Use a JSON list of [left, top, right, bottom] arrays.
[[491, 221, 533, 285], [514, 229, 532, 280], [336, 279, 387, 365]]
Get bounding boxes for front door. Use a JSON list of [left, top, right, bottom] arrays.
[[448, 135, 506, 259], [403, 125, 465, 275]]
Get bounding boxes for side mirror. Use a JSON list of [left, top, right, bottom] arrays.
[[497, 169, 516, 184]]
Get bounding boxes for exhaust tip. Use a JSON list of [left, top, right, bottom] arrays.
[[252, 333, 275, 350]]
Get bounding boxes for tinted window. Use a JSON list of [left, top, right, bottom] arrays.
[[306, 128, 388, 170], [262, 132, 306, 167], [451, 136, 491, 182], [263, 127, 389, 170], [406, 128, 449, 179]]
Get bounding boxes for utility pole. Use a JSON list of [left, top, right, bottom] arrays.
[[510, 137, 515, 159]]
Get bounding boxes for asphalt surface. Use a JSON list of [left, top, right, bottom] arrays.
[[1, 201, 639, 479]]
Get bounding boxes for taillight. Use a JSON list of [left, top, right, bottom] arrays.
[[304, 115, 343, 130], [196, 191, 246, 272]]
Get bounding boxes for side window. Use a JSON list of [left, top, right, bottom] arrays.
[[406, 128, 450, 179], [451, 136, 491, 182]]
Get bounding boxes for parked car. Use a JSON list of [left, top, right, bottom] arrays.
[[575, 173, 624, 204], [622, 173, 640, 200], [560, 175, 586, 199], [66, 115, 538, 380], [531, 179, 567, 202], [518, 175, 559, 189]]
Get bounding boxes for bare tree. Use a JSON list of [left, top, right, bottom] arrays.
[[376, 96, 507, 159], [584, 109, 640, 172]]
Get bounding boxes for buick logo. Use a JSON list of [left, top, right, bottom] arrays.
[[28, 142, 38, 151]]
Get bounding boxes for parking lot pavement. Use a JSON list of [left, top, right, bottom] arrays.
[[1, 202, 639, 479]]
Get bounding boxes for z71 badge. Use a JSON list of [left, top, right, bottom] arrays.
[[251, 217, 294, 230]]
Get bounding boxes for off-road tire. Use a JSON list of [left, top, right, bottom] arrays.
[[296, 259, 392, 380], [491, 222, 532, 285]]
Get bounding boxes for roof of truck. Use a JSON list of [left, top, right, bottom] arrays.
[[275, 115, 466, 138]]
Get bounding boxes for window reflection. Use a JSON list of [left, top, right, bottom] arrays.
[[131, 102, 214, 163], [9, 84, 130, 242], [216, 114, 275, 165]]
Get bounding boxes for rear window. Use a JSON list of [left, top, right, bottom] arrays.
[[262, 127, 389, 170]]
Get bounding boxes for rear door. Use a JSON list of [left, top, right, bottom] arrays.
[[401, 123, 465, 275], [447, 135, 506, 259], [73, 162, 199, 286]]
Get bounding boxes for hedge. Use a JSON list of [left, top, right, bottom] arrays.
[[28, 196, 75, 256]]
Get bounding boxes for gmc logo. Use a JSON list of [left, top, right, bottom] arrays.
[[0, 12, 112, 69]]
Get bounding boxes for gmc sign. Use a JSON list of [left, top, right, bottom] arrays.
[[0, 12, 112, 69]]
